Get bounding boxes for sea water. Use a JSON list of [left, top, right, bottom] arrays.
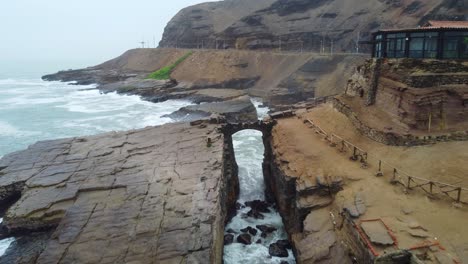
[[223, 99, 296, 264], [0, 79, 192, 157]]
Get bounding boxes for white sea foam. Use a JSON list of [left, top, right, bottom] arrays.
[[251, 97, 269, 120], [224, 100, 296, 264], [0, 121, 19, 136], [0, 218, 15, 257], [0, 77, 193, 157]]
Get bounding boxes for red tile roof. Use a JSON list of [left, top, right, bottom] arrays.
[[377, 20, 468, 33], [426, 20, 468, 28]]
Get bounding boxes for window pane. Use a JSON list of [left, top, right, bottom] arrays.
[[424, 38, 438, 58], [462, 42, 468, 59], [411, 33, 425, 37], [409, 38, 423, 58], [443, 38, 459, 58], [425, 32, 438, 37]]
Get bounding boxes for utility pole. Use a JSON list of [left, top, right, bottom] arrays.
[[330, 39, 334, 55], [356, 31, 361, 54], [153, 36, 156, 48], [279, 37, 282, 52]]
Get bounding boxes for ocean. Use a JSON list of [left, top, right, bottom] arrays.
[[0, 62, 192, 158]]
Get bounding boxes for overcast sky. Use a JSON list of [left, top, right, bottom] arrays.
[[0, 0, 217, 65]]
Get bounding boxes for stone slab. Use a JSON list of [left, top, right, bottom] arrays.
[[360, 221, 394, 246], [0, 122, 229, 264]]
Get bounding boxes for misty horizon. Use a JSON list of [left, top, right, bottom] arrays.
[[0, 0, 218, 66]]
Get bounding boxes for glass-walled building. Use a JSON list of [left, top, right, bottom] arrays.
[[372, 21, 468, 59]]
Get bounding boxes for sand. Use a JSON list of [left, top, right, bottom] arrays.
[[272, 103, 468, 262]]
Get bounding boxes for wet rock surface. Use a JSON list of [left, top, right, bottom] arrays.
[[224, 234, 234, 245], [0, 122, 234, 263], [236, 233, 252, 245], [164, 95, 258, 123], [240, 226, 258, 236], [269, 241, 289, 258]]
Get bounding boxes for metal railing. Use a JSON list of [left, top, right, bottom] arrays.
[[157, 37, 370, 56]]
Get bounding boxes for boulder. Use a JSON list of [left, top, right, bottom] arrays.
[[240, 226, 258, 236], [246, 209, 265, 219], [269, 242, 289, 258], [226, 228, 236, 234], [245, 200, 271, 213], [256, 225, 277, 234], [276, 239, 292, 250], [224, 234, 234, 245], [237, 234, 252, 245]]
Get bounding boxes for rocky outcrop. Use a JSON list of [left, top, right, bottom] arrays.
[[344, 59, 468, 139], [165, 95, 258, 123], [0, 121, 238, 263], [160, 0, 467, 52], [262, 120, 354, 263]]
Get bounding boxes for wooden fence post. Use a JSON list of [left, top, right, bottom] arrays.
[[376, 160, 383, 177], [351, 147, 358, 161], [457, 187, 462, 203], [391, 168, 398, 184]]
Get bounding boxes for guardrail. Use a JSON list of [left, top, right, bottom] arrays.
[[157, 38, 370, 56], [304, 118, 467, 204]]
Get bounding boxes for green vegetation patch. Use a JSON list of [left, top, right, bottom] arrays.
[[146, 52, 193, 80]]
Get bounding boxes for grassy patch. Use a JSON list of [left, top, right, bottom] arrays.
[[146, 52, 193, 80]]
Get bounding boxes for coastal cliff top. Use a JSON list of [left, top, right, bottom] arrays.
[[271, 103, 468, 262], [0, 122, 227, 263]]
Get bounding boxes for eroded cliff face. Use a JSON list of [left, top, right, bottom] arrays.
[[345, 59, 468, 136], [263, 122, 351, 263], [160, 0, 468, 52]]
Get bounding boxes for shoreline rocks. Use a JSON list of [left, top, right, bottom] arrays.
[[0, 121, 238, 263]]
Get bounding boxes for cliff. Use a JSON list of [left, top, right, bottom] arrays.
[[43, 48, 366, 110], [344, 59, 468, 142], [159, 0, 468, 52]]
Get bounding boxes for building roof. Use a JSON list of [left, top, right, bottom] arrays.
[[426, 20, 468, 28], [376, 20, 468, 33]]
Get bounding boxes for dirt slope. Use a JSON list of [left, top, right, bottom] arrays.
[[45, 48, 366, 104]]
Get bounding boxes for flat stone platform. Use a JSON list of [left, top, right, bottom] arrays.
[[0, 122, 230, 263]]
